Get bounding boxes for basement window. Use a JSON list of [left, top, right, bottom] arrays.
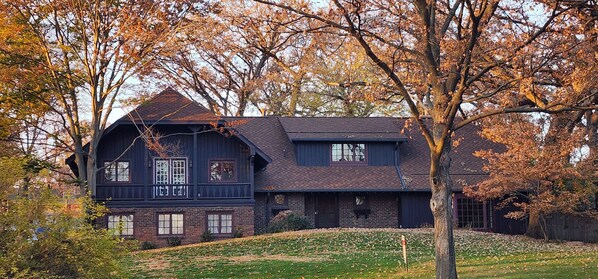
[[107, 214, 134, 236]]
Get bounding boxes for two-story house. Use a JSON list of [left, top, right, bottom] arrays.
[[67, 88, 526, 246]]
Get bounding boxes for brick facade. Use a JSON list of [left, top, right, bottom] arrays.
[[254, 193, 307, 233], [338, 193, 398, 228], [99, 206, 254, 247], [255, 192, 399, 232]]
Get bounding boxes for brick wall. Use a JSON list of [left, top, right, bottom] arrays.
[[254, 194, 268, 234], [338, 193, 399, 228], [255, 192, 400, 231], [254, 193, 307, 233], [99, 206, 254, 247]]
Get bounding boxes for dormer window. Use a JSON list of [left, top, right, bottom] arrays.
[[331, 143, 366, 164]]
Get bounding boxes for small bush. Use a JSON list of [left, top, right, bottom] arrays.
[[200, 230, 214, 242], [267, 210, 312, 233], [166, 237, 182, 247], [233, 227, 243, 238], [140, 241, 157, 250]]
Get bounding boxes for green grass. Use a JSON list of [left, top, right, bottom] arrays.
[[124, 228, 598, 278]]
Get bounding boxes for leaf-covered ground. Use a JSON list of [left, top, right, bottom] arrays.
[[124, 228, 598, 278]]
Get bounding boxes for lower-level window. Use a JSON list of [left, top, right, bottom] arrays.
[[108, 214, 134, 236], [158, 213, 184, 235], [455, 196, 492, 229], [207, 213, 233, 234]]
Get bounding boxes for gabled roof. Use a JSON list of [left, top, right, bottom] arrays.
[[68, 88, 498, 193], [231, 117, 497, 192], [279, 117, 407, 142], [116, 87, 218, 124]]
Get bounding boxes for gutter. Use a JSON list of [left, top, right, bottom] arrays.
[[394, 141, 407, 189]]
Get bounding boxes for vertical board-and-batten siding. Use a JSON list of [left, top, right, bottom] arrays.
[[295, 142, 329, 166], [96, 125, 149, 184], [197, 131, 250, 183], [96, 125, 251, 185], [399, 192, 434, 228], [367, 143, 395, 166], [295, 142, 395, 166]]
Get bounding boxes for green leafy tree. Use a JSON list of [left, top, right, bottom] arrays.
[[0, 188, 127, 278]]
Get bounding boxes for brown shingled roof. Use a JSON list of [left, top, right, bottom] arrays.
[[279, 117, 407, 141], [116, 89, 496, 193], [120, 87, 217, 123], [232, 117, 497, 192]]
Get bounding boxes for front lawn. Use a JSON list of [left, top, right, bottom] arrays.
[[125, 228, 597, 278]]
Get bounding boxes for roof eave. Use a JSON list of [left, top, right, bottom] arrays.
[[290, 138, 408, 142]]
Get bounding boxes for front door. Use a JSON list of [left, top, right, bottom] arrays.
[[315, 193, 339, 228]]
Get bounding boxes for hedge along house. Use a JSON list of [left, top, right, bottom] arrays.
[[67, 88, 526, 246]]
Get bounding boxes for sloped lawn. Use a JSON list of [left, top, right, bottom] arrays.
[[125, 229, 597, 278]]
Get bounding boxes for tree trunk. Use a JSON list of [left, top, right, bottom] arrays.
[[526, 208, 550, 241], [287, 74, 303, 116], [526, 208, 541, 239], [86, 147, 97, 197], [430, 143, 458, 279], [73, 141, 87, 194]]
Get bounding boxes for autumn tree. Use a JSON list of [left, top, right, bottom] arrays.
[[155, 1, 316, 116], [253, 0, 596, 277], [465, 2, 597, 240], [300, 39, 406, 116], [465, 114, 597, 240], [2, 0, 202, 195]]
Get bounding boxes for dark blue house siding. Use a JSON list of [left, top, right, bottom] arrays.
[[96, 125, 251, 186], [196, 132, 250, 183], [399, 192, 434, 228], [147, 125, 194, 183], [96, 125, 147, 184], [367, 143, 395, 166], [295, 142, 330, 166], [295, 142, 396, 167]]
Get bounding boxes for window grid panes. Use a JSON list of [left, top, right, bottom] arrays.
[[456, 197, 491, 229], [154, 158, 187, 197], [158, 213, 184, 235], [172, 160, 186, 196], [207, 213, 233, 234], [210, 161, 235, 182], [332, 143, 366, 163], [207, 214, 219, 234], [108, 214, 133, 236], [104, 161, 130, 182], [117, 162, 129, 181]]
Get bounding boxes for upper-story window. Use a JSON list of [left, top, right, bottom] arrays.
[[104, 161, 130, 182], [154, 158, 187, 197], [331, 143, 366, 164], [210, 160, 236, 182]]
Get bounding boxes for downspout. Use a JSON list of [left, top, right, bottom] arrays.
[[394, 141, 407, 189], [266, 192, 271, 229]]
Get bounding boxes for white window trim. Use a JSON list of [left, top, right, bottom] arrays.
[[153, 157, 188, 197]]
